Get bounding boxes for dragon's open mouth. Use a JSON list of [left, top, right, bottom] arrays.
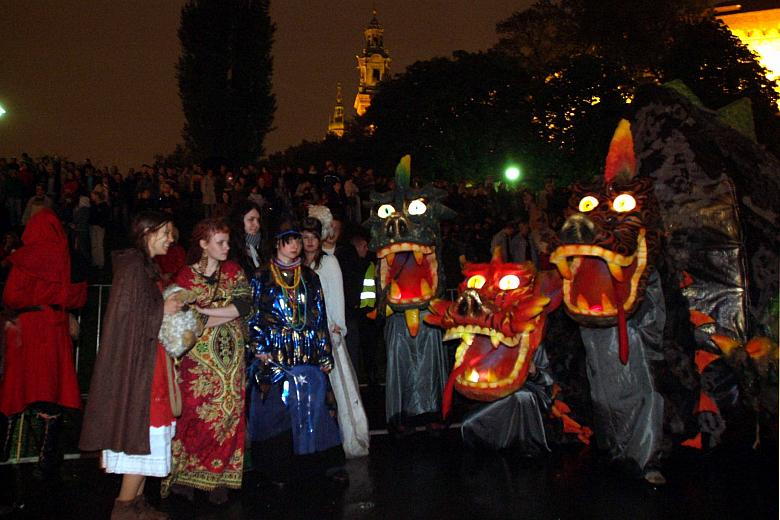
[[377, 242, 438, 306], [442, 325, 534, 401], [550, 229, 647, 319]]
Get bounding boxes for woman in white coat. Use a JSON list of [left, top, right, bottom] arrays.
[[301, 209, 369, 459]]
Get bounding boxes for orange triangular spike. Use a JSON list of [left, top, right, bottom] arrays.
[[694, 350, 720, 373], [491, 245, 503, 262], [689, 309, 716, 327], [711, 334, 740, 355], [604, 119, 636, 183], [745, 336, 776, 359], [680, 271, 695, 288], [697, 391, 720, 414], [682, 433, 703, 449]]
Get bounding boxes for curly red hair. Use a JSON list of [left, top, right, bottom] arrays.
[[186, 218, 231, 265]]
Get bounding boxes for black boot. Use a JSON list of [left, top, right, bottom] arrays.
[[0, 414, 17, 463], [33, 413, 62, 481]]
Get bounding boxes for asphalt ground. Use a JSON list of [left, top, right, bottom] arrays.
[[1, 385, 777, 520]]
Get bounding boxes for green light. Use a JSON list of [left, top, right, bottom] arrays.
[[504, 165, 521, 181], [0, 104, 6, 118]]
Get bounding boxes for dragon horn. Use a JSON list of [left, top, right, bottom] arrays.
[[395, 155, 411, 189], [604, 119, 636, 184]]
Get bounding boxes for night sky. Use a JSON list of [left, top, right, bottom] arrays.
[[0, 1, 530, 169]]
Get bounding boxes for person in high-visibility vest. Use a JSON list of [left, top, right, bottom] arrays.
[[359, 262, 376, 309], [336, 231, 379, 385]]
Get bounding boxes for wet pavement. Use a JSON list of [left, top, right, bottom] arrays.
[[1, 387, 777, 520]]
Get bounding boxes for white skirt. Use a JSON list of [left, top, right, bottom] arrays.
[[329, 332, 370, 458], [101, 423, 176, 477]]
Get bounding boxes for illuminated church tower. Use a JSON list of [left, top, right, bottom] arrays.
[[328, 83, 345, 137], [354, 8, 391, 116]]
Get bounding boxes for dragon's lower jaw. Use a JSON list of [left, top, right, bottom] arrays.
[[378, 243, 438, 306], [450, 332, 534, 401], [551, 229, 648, 323]]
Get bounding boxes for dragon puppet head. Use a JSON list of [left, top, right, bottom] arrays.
[[425, 249, 561, 412], [367, 155, 455, 336], [550, 119, 662, 363]]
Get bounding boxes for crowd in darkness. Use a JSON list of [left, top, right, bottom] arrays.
[[0, 153, 572, 285], [0, 152, 577, 515]]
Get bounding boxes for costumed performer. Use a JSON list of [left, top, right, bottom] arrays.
[[79, 211, 183, 520], [0, 208, 87, 478], [246, 222, 344, 488], [303, 211, 370, 459], [161, 218, 252, 504]]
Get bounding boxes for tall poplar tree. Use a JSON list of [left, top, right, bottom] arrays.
[[178, 0, 276, 163]]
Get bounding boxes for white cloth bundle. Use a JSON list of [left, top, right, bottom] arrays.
[[158, 284, 200, 358]]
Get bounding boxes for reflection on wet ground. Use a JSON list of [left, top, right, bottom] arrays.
[[1, 388, 777, 520]]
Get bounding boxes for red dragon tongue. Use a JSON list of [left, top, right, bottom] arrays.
[[441, 364, 465, 419], [442, 350, 491, 419], [611, 276, 630, 365]]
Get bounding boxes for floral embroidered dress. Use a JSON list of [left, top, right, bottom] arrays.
[[161, 260, 251, 495]]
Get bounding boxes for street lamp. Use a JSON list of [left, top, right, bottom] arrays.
[[504, 164, 521, 182], [0, 104, 6, 118]]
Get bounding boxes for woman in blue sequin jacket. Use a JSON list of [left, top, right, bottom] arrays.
[[245, 223, 342, 488]]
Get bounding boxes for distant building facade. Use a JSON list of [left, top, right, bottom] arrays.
[[354, 9, 391, 117], [716, 1, 780, 100]]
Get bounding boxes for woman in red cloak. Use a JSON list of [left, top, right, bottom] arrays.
[[0, 208, 87, 477]]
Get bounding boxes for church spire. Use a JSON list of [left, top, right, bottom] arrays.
[[328, 83, 345, 137], [354, 7, 391, 116]]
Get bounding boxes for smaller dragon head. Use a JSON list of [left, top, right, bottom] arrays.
[[425, 249, 561, 407], [367, 156, 455, 336]]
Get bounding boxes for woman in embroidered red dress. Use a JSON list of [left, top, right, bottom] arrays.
[[161, 218, 252, 504]]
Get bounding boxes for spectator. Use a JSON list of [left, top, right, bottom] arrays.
[[21, 184, 53, 225], [202, 169, 217, 217], [72, 195, 91, 263], [89, 186, 110, 269], [228, 200, 264, 279]]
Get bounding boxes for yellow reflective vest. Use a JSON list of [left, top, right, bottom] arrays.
[[359, 262, 376, 309]]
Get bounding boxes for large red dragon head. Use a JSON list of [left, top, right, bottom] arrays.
[[425, 251, 561, 408], [549, 120, 662, 363]]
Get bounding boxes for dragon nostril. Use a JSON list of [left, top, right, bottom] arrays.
[[398, 219, 408, 236], [456, 298, 469, 316]]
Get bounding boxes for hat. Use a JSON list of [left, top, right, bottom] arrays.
[[275, 229, 302, 240]]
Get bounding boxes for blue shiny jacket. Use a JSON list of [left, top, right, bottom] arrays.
[[247, 265, 333, 385]]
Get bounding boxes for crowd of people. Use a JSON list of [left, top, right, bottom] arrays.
[[0, 154, 570, 286], [0, 153, 570, 519]]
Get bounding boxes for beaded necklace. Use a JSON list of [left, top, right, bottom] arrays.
[[270, 259, 308, 331]]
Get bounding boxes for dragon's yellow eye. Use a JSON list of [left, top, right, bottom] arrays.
[[578, 196, 599, 212], [498, 275, 521, 290], [612, 194, 637, 212], [408, 198, 427, 216], [466, 275, 486, 289], [377, 204, 395, 219]]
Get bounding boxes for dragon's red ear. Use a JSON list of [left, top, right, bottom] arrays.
[[604, 119, 636, 184]]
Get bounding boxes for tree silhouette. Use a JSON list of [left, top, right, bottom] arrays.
[[178, 0, 276, 164]]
